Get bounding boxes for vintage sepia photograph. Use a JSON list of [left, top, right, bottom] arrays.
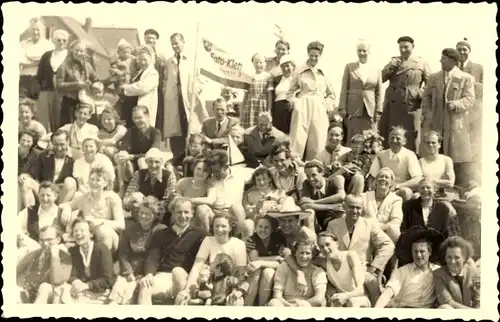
[[1, 2, 498, 320]]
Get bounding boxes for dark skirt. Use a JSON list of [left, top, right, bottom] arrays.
[[271, 99, 292, 134], [344, 106, 374, 145], [60, 96, 79, 126]]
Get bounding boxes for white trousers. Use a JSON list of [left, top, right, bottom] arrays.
[[289, 95, 329, 161]]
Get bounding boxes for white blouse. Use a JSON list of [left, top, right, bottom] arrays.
[[50, 49, 68, 72], [357, 61, 370, 84], [275, 76, 292, 101]]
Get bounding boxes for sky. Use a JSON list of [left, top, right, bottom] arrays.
[[14, 2, 497, 96]]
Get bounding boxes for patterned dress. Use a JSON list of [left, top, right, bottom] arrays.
[[240, 72, 272, 129]]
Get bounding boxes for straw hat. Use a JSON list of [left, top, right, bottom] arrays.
[[266, 196, 310, 220], [395, 226, 445, 265], [145, 148, 173, 163]]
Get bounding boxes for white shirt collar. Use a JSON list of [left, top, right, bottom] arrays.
[[389, 148, 403, 158], [79, 241, 95, 268], [38, 204, 59, 216]]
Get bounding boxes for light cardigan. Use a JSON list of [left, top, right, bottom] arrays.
[[362, 190, 403, 227]]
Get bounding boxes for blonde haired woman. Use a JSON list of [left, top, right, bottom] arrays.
[[338, 39, 383, 143]]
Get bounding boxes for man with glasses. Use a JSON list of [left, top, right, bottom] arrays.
[[16, 225, 72, 303]]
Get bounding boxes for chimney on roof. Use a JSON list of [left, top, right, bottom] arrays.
[[83, 18, 92, 33]]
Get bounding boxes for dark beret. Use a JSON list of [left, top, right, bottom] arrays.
[[397, 36, 414, 44], [442, 48, 460, 62], [456, 37, 471, 50], [144, 29, 160, 39]]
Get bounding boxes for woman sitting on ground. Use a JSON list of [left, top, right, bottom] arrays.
[[244, 215, 287, 306], [317, 232, 371, 307], [61, 218, 116, 304], [65, 165, 125, 252], [268, 238, 327, 307], [108, 196, 167, 305]]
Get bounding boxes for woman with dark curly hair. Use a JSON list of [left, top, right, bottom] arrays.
[[287, 41, 337, 161], [243, 166, 286, 221], [108, 196, 167, 305], [434, 236, 480, 309]]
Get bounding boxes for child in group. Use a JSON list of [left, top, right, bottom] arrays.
[[240, 53, 273, 129], [330, 131, 383, 194], [18, 98, 47, 140], [59, 103, 99, 159], [221, 86, 240, 118], [98, 107, 128, 160], [172, 133, 209, 178], [81, 82, 112, 126]]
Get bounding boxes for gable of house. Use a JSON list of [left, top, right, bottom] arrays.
[[92, 27, 141, 56]]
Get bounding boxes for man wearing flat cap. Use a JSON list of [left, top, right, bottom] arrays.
[[456, 38, 483, 186], [379, 36, 431, 153], [421, 48, 475, 189]]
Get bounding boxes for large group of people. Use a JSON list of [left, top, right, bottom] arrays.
[[16, 17, 482, 308]]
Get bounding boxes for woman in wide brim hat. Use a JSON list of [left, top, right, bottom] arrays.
[[266, 196, 311, 221], [395, 225, 445, 267]]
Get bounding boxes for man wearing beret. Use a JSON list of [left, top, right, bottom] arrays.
[[456, 38, 483, 187], [380, 36, 432, 153], [421, 48, 475, 189]]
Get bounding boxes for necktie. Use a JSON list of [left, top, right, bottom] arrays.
[[217, 121, 222, 134], [175, 53, 181, 86], [454, 275, 464, 294], [459, 62, 464, 71], [262, 131, 270, 142]]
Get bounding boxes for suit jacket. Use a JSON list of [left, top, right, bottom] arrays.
[[401, 198, 461, 238], [68, 242, 116, 293], [201, 116, 240, 147], [434, 263, 480, 308], [338, 62, 383, 118], [326, 216, 394, 271], [243, 126, 286, 161], [461, 61, 483, 123], [124, 66, 159, 127], [421, 68, 475, 163], [28, 149, 75, 184], [17, 247, 72, 288]]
